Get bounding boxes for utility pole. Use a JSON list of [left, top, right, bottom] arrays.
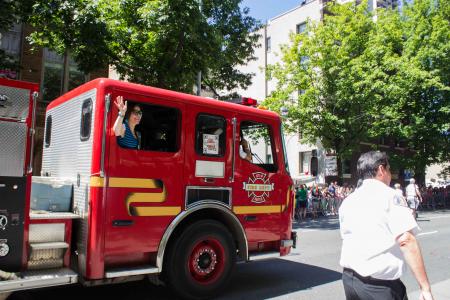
[[196, 0, 202, 96]]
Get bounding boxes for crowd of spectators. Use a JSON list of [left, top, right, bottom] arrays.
[[419, 185, 450, 210], [294, 181, 450, 221], [295, 182, 356, 221]]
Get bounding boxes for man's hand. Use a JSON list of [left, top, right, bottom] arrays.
[[420, 290, 434, 300]]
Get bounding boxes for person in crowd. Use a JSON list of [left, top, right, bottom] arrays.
[[339, 151, 433, 300], [297, 184, 308, 220], [294, 186, 300, 220], [113, 95, 142, 149], [406, 178, 422, 219], [394, 183, 404, 198], [328, 182, 337, 215], [311, 185, 321, 218]]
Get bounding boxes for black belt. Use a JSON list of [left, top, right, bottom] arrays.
[[343, 268, 397, 283]]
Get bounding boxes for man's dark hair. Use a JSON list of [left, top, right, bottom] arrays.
[[357, 151, 389, 180]]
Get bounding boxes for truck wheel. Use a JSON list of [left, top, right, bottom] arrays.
[[165, 220, 236, 300]]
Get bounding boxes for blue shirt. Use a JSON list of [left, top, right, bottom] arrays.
[[117, 121, 138, 149]]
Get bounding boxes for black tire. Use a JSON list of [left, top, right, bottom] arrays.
[[164, 220, 236, 300]]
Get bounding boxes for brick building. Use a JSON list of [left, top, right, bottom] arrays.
[[0, 24, 108, 174]]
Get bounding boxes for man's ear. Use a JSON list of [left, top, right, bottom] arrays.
[[375, 164, 384, 178]]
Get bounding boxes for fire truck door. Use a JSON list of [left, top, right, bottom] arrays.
[[184, 108, 232, 208], [232, 119, 282, 243], [104, 93, 185, 259]]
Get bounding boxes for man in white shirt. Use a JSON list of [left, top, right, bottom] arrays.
[[339, 151, 433, 300], [239, 137, 252, 162], [406, 178, 422, 219]]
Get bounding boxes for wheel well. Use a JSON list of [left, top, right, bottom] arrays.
[[161, 208, 247, 272]]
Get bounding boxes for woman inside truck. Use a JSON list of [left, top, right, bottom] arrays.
[[113, 95, 142, 149]]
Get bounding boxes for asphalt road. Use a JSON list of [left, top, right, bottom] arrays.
[[9, 210, 450, 300]]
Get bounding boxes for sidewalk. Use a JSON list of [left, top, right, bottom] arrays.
[[408, 278, 450, 299]]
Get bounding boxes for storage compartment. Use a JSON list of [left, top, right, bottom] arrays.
[[31, 177, 73, 212]]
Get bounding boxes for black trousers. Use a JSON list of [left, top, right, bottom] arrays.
[[342, 268, 408, 300]]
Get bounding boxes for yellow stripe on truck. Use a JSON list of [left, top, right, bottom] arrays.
[[130, 206, 181, 217], [90, 176, 105, 187], [109, 177, 162, 189], [233, 205, 282, 215]]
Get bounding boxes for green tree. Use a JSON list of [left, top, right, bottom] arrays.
[[362, 0, 450, 182], [28, 0, 261, 94], [265, 0, 449, 182], [266, 1, 375, 180]]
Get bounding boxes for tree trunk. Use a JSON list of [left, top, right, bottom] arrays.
[[337, 153, 343, 185], [414, 165, 426, 186]]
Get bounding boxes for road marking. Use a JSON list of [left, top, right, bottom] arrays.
[[424, 215, 450, 220], [417, 230, 438, 236], [297, 229, 319, 233]]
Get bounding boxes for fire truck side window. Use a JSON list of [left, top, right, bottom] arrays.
[[44, 115, 52, 148], [241, 121, 277, 173], [195, 114, 226, 157], [80, 98, 92, 141], [117, 100, 180, 152]]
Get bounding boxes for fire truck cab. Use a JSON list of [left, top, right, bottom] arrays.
[[0, 78, 295, 299]]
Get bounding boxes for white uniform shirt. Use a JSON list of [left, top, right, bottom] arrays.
[[239, 146, 247, 159], [405, 183, 419, 199], [339, 179, 419, 280]]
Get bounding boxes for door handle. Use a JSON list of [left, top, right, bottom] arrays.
[[203, 178, 215, 184], [244, 215, 258, 221], [112, 220, 134, 227]]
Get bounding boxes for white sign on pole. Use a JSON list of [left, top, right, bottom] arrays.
[[325, 156, 338, 176]]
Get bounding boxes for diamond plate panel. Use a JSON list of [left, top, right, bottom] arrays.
[[41, 88, 97, 276], [0, 85, 30, 120], [30, 248, 65, 261], [0, 121, 27, 177], [29, 224, 65, 243], [27, 258, 63, 270]]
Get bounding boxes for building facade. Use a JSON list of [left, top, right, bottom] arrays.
[[0, 23, 109, 174]]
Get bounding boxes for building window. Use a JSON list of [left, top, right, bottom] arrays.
[[42, 49, 64, 102], [296, 22, 307, 34], [298, 128, 303, 140], [298, 89, 305, 97], [42, 49, 88, 103], [299, 151, 311, 175], [300, 56, 309, 69], [266, 37, 271, 52], [0, 23, 22, 79], [80, 98, 92, 141], [196, 114, 226, 157]]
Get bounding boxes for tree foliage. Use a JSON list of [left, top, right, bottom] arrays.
[[265, 0, 449, 180], [266, 1, 376, 178], [27, 0, 261, 94]]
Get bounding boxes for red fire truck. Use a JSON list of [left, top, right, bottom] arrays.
[[0, 78, 295, 299]]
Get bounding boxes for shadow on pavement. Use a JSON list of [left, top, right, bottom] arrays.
[[10, 260, 342, 300], [9, 279, 176, 300], [219, 259, 342, 299]]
